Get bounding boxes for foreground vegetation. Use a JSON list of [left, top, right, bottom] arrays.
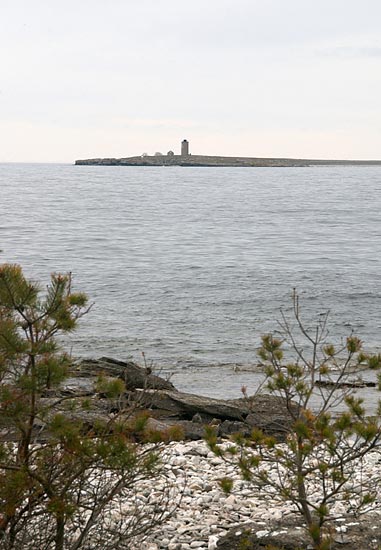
[[206, 291, 381, 550], [0, 264, 179, 550], [1, 264, 381, 550]]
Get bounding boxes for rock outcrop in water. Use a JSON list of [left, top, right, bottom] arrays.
[[0, 357, 295, 443], [70, 358, 296, 441]]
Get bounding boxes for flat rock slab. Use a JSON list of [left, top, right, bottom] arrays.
[[216, 515, 381, 550], [72, 357, 176, 391], [136, 390, 295, 440], [136, 389, 248, 420]]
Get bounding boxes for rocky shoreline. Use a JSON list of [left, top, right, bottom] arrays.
[[141, 439, 381, 550], [4, 357, 380, 549], [0, 356, 296, 445], [58, 358, 381, 548], [62, 357, 296, 443]]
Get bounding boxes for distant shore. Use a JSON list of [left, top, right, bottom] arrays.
[[75, 154, 381, 167]]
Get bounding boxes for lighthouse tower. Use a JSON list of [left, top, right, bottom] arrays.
[[181, 139, 189, 156]]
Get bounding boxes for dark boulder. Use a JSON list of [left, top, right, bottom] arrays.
[[73, 357, 176, 391], [219, 420, 251, 438], [216, 526, 306, 549], [240, 394, 298, 441], [216, 515, 381, 549]]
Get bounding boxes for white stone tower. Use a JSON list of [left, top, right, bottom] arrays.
[[181, 139, 189, 156]]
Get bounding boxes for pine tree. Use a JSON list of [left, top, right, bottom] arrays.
[[0, 264, 175, 550], [206, 291, 381, 550]]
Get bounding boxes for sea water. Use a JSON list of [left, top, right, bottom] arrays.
[[1, 163, 381, 401]]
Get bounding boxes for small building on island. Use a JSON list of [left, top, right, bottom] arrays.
[[181, 139, 190, 157]]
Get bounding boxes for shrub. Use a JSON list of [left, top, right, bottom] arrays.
[[206, 291, 381, 550], [0, 264, 178, 550]]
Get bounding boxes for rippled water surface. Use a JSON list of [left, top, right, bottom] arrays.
[[1, 163, 381, 398]]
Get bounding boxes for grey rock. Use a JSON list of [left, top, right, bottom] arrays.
[[74, 357, 176, 391], [136, 390, 247, 421]]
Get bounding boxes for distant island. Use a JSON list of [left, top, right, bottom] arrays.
[[75, 139, 381, 167]]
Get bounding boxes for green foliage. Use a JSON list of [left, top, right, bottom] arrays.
[[95, 373, 126, 397], [167, 424, 185, 441], [0, 264, 173, 550], [218, 477, 233, 494], [206, 291, 381, 550], [368, 354, 381, 370]]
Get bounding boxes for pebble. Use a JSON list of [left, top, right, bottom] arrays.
[[119, 440, 381, 549], [256, 530, 270, 538]]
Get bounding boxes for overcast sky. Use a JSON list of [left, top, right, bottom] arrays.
[[1, 0, 381, 162]]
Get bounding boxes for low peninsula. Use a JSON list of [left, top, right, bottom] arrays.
[[75, 139, 381, 167], [75, 155, 381, 168], [75, 154, 381, 167]]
